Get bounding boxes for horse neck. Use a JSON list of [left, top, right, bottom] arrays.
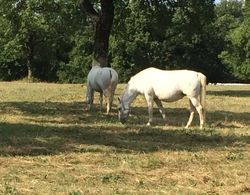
[[122, 86, 138, 109]]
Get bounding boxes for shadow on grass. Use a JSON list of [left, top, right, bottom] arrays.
[[207, 90, 250, 97], [130, 106, 250, 127], [0, 101, 118, 125], [0, 122, 249, 157], [1, 101, 249, 126], [0, 101, 249, 156]]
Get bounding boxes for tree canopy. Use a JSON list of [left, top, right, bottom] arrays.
[[0, 0, 248, 83], [218, 0, 250, 81]]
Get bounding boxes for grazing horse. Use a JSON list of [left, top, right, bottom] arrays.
[[118, 67, 207, 129], [86, 66, 118, 114]]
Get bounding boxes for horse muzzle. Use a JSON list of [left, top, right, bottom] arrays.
[[120, 118, 127, 124], [118, 114, 128, 124]]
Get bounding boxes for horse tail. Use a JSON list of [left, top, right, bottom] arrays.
[[109, 70, 112, 80], [109, 69, 119, 84], [198, 73, 207, 122]]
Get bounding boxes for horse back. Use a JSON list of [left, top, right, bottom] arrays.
[[130, 68, 202, 100], [87, 66, 118, 92]]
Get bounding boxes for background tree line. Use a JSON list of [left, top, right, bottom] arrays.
[[0, 0, 249, 83]]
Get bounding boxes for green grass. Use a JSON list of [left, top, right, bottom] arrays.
[[0, 82, 249, 194]]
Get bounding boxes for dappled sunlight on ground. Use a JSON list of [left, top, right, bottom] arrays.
[[0, 82, 249, 194]]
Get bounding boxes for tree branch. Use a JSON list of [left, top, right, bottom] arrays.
[[79, 0, 100, 23]]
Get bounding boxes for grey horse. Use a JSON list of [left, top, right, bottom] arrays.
[[86, 66, 118, 114]]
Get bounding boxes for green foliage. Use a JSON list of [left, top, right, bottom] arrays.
[[218, 0, 249, 82], [0, 0, 89, 82], [0, 0, 249, 83], [110, 0, 160, 81], [110, 0, 219, 82], [164, 0, 217, 79], [57, 28, 93, 83]]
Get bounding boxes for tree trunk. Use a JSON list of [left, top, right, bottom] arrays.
[[80, 0, 114, 67], [27, 59, 33, 80], [25, 31, 35, 80]]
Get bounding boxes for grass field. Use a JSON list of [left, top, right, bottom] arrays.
[[0, 82, 249, 194]]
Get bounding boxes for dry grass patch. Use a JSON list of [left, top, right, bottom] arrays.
[[0, 82, 249, 194]]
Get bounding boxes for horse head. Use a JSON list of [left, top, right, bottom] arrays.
[[118, 97, 130, 124]]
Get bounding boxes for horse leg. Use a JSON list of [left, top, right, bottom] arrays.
[[86, 84, 94, 111], [106, 94, 111, 114], [99, 92, 103, 112], [189, 97, 204, 129], [109, 82, 117, 110], [103, 88, 111, 114], [154, 97, 166, 121], [185, 99, 196, 128], [145, 94, 154, 126]]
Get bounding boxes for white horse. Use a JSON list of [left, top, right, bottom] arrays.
[[118, 67, 207, 129], [86, 66, 118, 114]]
